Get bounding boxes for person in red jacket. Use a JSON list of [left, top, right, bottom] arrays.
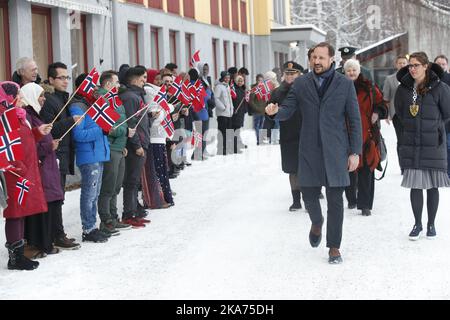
[[343, 60, 388, 216], [0, 81, 52, 270]]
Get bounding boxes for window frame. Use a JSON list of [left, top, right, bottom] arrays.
[[0, 0, 11, 80]]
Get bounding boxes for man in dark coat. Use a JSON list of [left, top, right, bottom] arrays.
[[40, 62, 80, 250], [120, 66, 150, 227], [11, 57, 41, 87], [269, 61, 304, 211], [266, 43, 362, 264]]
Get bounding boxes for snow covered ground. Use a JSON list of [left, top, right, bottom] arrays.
[[1, 123, 450, 300]]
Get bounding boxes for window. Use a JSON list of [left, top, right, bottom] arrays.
[[212, 38, 218, 80], [240, 1, 247, 33], [233, 43, 238, 67], [211, 0, 220, 25], [183, 0, 195, 19], [185, 33, 193, 69], [231, 0, 239, 31], [0, 0, 11, 80], [148, 0, 163, 9], [151, 27, 160, 69], [223, 41, 229, 70], [273, 0, 285, 25], [167, 0, 180, 15], [242, 44, 247, 67], [71, 14, 88, 81], [169, 30, 177, 64], [32, 6, 53, 80], [128, 23, 139, 66], [221, 0, 230, 28]]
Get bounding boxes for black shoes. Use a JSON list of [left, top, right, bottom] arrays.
[[6, 240, 39, 271], [348, 203, 356, 209], [426, 224, 436, 239], [309, 217, 324, 248], [289, 202, 302, 212], [409, 225, 423, 241], [361, 209, 371, 216], [82, 229, 109, 243], [328, 248, 343, 264]]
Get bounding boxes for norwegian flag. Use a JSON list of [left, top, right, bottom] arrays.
[[245, 90, 250, 102], [260, 79, 274, 102], [252, 85, 264, 101], [104, 87, 123, 110], [193, 80, 207, 99], [161, 114, 175, 138], [0, 130, 23, 163], [230, 83, 237, 100], [169, 76, 190, 106], [189, 50, 201, 69], [181, 80, 193, 106], [0, 108, 20, 136], [191, 130, 203, 148], [153, 86, 170, 114], [86, 96, 120, 132], [77, 68, 99, 100], [15, 177, 30, 206]]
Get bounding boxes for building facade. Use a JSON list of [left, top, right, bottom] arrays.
[[1, 0, 323, 86]]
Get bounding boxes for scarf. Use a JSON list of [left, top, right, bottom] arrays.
[[20, 82, 44, 114], [314, 63, 336, 98]]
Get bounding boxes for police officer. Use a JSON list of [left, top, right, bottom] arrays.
[[336, 46, 373, 81], [268, 61, 305, 211]]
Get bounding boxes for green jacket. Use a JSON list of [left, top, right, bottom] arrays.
[[249, 83, 267, 115], [98, 88, 128, 152]]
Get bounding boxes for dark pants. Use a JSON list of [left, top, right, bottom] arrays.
[[98, 150, 125, 222], [202, 119, 210, 156], [25, 202, 60, 253], [302, 186, 345, 249], [5, 218, 24, 244], [123, 150, 146, 219], [345, 166, 375, 210], [152, 144, 173, 204], [393, 115, 403, 167], [217, 116, 233, 155], [51, 173, 67, 239]]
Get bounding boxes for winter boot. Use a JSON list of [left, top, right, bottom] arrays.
[[289, 190, 302, 211], [6, 239, 39, 271]]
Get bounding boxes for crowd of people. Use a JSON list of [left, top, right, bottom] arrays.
[[0, 57, 255, 271], [1, 41, 450, 269]]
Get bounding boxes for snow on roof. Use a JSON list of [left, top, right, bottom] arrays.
[[355, 32, 408, 56], [271, 24, 327, 36]]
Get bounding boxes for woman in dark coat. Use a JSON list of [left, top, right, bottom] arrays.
[[395, 52, 450, 240], [269, 61, 303, 211], [22, 83, 64, 257], [231, 75, 249, 153], [0, 81, 53, 270], [343, 59, 388, 216]]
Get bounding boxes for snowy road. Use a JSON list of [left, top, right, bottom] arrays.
[[1, 124, 450, 299]]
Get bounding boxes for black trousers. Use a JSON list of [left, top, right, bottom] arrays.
[[393, 115, 403, 167], [302, 186, 345, 249], [217, 116, 233, 155], [123, 150, 146, 219], [51, 173, 67, 239], [152, 144, 173, 204], [345, 165, 375, 210]]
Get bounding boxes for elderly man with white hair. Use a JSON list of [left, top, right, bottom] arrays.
[[12, 57, 41, 87]]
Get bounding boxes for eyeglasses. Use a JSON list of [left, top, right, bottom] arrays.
[[55, 76, 71, 81], [408, 64, 424, 70]]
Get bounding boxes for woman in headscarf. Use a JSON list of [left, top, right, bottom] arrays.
[[21, 83, 64, 258], [0, 81, 52, 270]]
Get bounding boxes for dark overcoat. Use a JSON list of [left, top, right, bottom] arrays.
[[275, 70, 362, 187]]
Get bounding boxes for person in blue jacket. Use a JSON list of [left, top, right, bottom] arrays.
[[69, 74, 111, 243]]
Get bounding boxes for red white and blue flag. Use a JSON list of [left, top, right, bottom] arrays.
[[189, 50, 201, 69], [260, 79, 274, 102], [86, 96, 120, 132], [0, 130, 23, 163], [169, 76, 190, 106], [153, 86, 170, 114], [0, 108, 20, 136], [245, 90, 250, 102], [104, 87, 123, 110], [15, 177, 30, 206], [252, 85, 264, 101], [161, 114, 175, 138], [77, 68, 99, 101]]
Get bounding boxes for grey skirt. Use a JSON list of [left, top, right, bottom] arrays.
[[401, 169, 450, 189]]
